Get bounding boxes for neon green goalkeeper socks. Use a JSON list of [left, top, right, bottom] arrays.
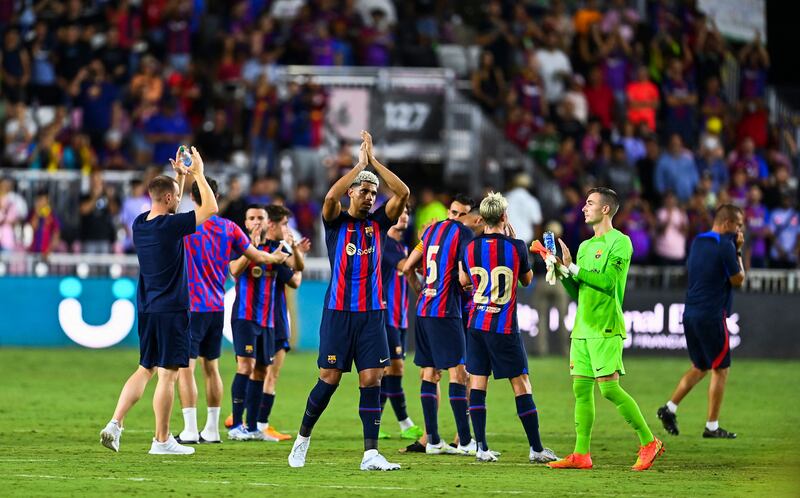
[[572, 378, 596, 454], [598, 380, 654, 446]]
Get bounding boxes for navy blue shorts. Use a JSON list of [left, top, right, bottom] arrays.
[[275, 337, 291, 354], [232, 319, 274, 366], [414, 316, 466, 370], [274, 324, 291, 353], [466, 329, 529, 379], [318, 309, 389, 372], [189, 311, 224, 360], [683, 313, 731, 370], [387, 326, 407, 360], [138, 311, 191, 369]]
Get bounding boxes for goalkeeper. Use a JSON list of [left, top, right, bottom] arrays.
[[542, 187, 664, 471]]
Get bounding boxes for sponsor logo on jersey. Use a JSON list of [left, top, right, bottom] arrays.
[[346, 243, 375, 257]]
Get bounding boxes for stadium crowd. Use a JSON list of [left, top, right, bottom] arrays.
[[0, 0, 798, 268]]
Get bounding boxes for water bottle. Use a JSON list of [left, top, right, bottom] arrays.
[[543, 231, 556, 254], [179, 146, 192, 167]]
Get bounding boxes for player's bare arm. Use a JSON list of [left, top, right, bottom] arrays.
[[185, 146, 218, 226], [322, 142, 368, 221], [363, 131, 409, 220], [287, 271, 303, 289], [402, 248, 423, 294], [729, 230, 746, 288], [286, 233, 311, 271], [169, 148, 188, 204]]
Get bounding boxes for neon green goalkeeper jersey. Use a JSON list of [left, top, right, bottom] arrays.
[[561, 228, 632, 339]]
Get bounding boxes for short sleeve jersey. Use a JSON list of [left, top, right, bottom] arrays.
[[570, 228, 632, 339], [324, 204, 395, 311], [416, 219, 474, 318], [134, 211, 196, 313], [233, 242, 294, 328], [463, 233, 530, 334], [381, 236, 408, 329], [185, 215, 250, 312], [684, 231, 740, 318]]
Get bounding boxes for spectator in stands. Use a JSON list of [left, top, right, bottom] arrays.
[[728, 137, 768, 182], [98, 27, 130, 86], [3, 103, 37, 167], [767, 194, 800, 269], [476, 0, 516, 75], [289, 183, 321, 243], [655, 134, 699, 203], [72, 60, 120, 152], [29, 29, 61, 107], [744, 184, 768, 269], [1, 27, 30, 104], [145, 100, 192, 165], [534, 31, 572, 105], [727, 168, 748, 208], [626, 65, 659, 132], [637, 135, 660, 204], [28, 190, 61, 258], [219, 176, 248, 231], [584, 65, 613, 129], [619, 121, 646, 165], [504, 173, 543, 244], [662, 59, 698, 147], [471, 51, 505, 117], [598, 143, 638, 201], [699, 76, 726, 128], [553, 136, 581, 188], [78, 170, 119, 254], [617, 193, 655, 264], [360, 9, 394, 66], [0, 178, 20, 251], [129, 55, 164, 107], [696, 142, 728, 195], [119, 179, 151, 254], [654, 191, 689, 265], [195, 109, 234, 164], [763, 163, 798, 210], [55, 24, 90, 98], [513, 66, 548, 123], [738, 31, 769, 101]]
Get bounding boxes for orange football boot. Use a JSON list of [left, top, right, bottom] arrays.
[[632, 438, 665, 471], [264, 426, 292, 441], [548, 453, 593, 469], [224, 414, 234, 428]]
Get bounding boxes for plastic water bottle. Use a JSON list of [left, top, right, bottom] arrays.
[[179, 146, 192, 167], [543, 231, 556, 254]]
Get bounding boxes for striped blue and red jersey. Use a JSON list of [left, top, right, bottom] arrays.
[[232, 243, 294, 328], [463, 234, 531, 334], [324, 204, 395, 311], [381, 236, 409, 329], [416, 219, 474, 318], [267, 239, 294, 340], [185, 215, 250, 312]]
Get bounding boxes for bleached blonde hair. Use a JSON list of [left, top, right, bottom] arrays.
[[350, 170, 380, 188], [479, 191, 508, 227]]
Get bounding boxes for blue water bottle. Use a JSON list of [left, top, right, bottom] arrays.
[[543, 231, 556, 254], [179, 145, 192, 167]]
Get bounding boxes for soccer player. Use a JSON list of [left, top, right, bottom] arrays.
[[99, 146, 218, 454], [256, 204, 311, 441], [377, 206, 423, 440], [548, 187, 664, 471], [401, 196, 480, 455], [227, 204, 296, 441], [287, 131, 409, 471], [176, 177, 289, 444], [658, 205, 745, 439], [460, 192, 558, 463]]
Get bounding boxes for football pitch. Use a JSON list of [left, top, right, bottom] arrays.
[[0, 349, 798, 497]]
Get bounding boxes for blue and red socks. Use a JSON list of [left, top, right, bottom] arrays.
[[245, 379, 262, 431], [299, 378, 338, 437], [420, 380, 440, 445], [359, 386, 382, 450], [516, 394, 543, 452], [231, 373, 248, 428], [381, 375, 408, 421], [469, 389, 488, 451], [449, 383, 472, 446]]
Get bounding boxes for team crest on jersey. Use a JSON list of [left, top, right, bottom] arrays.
[[327, 355, 337, 364], [595, 249, 603, 259], [251, 266, 263, 278], [569, 360, 574, 370], [395, 346, 402, 355], [365, 225, 374, 237], [346, 243, 357, 256], [245, 344, 254, 353]]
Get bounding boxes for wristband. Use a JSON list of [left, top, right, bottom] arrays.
[[568, 263, 580, 276]]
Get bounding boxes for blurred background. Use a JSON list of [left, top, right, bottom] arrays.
[[0, 0, 798, 359]]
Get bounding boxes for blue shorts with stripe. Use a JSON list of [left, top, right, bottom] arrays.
[[189, 311, 223, 360], [318, 309, 389, 372], [138, 311, 191, 369], [232, 319, 274, 366], [466, 329, 528, 379], [386, 326, 406, 360], [414, 316, 465, 370], [683, 312, 731, 370]]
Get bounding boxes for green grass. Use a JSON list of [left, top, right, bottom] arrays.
[[0, 349, 798, 497]]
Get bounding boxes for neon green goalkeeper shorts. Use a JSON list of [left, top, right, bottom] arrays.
[[569, 336, 626, 378]]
